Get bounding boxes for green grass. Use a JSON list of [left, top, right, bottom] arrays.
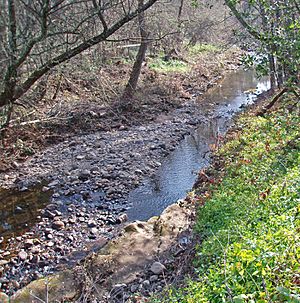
[[148, 58, 190, 73], [188, 43, 221, 56], [156, 101, 300, 303]]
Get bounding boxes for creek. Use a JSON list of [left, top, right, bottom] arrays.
[[127, 69, 269, 221], [0, 69, 268, 254]]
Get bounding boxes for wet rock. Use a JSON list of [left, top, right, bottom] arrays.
[[150, 262, 166, 275]]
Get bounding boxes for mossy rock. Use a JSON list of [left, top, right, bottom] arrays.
[[10, 270, 78, 303]]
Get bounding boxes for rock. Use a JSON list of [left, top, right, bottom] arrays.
[[90, 228, 98, 235], [142, 280, 150, 289], [68, 218, 76, 224], [15, 206, 23, 214], [130, 284, 139, 293], [52, 221, 65, 230], [43, 210, 55, 219], [150, 275, 158, 282], [87, 221, 97, 228], [116, 214, 128, 224], [150, 262, 166, 275], [48, 180, 59, 187], [0, 260, 8, 266], [18, 251, 28, 261], [24, 239, 34, 248], [78, 170, 91, 180]]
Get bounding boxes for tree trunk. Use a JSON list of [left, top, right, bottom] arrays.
[[268, 53, 276, 90], [121, 0, 149, 107]]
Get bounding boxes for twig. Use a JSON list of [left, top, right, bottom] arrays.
[[10, 116, 72, 127]]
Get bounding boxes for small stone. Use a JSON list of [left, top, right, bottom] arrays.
[[87, 221, 97, 228], [68, 218, 76, 224], [18, 251, 28, 261], [43, 210, 55, 219], [78, 170, 91, 180], [15, 206, 23, 214], [48, 180, 59, 187], [130, 284, 139, 293], [150, 275, 158, 282], [47, 241, 54, 247], [116, 214, 128, 224], [142, 280, 150, 289], [156, 285, 163, 291], [52, 220, 65, 230], [0, 260, 8, 266], [90, 227, 98, 235], [24, 239, 34, 248], [47, 234, 53, 240], [150, 262, 166, 275], [42, 186, 50, 192]]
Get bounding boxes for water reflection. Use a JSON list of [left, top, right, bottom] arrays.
[[0, 184, 52, 246]]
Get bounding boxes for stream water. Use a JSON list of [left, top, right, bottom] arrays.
[[126, 69, 270, 221]]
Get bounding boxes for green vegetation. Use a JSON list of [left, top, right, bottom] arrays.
[[160, 100, 300, 302], [148, 44, 220, 73], [149, 58, 190, 73], [188, 43, 220, 56]]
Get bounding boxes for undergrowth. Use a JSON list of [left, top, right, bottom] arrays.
[[149, 58, 190, 73], [157, 99, 300, 302]]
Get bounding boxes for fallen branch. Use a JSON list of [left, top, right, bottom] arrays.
[[256, 87, 288, 116]]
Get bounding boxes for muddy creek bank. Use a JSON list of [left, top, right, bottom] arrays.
[[0, 69, 268, 295]]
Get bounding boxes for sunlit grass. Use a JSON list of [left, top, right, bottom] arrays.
[[149, 58, 190, 73], [188, 43, 221, 56]]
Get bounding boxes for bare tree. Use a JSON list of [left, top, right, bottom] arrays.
[[0, 0, 159, 111], [121, 0, 149, 107]]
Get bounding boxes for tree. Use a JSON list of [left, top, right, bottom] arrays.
[[121, 0, 149, 107], [225, 0, 300, 89], [0, 0, 159, 112]]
